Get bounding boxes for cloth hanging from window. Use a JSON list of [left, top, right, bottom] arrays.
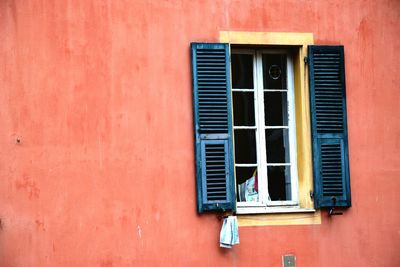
[[219, 216, 240, 248]]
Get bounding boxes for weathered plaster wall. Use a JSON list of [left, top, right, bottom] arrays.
[[0, 1, 399, 266]]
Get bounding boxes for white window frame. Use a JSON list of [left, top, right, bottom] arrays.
[[232, 48, 299, 214]]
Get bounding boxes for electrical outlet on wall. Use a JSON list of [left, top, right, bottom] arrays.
[[283, 255, 296, 267]]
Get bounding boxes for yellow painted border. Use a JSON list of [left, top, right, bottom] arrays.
[[220, 31, 320, 226], [219, 31, 314, 45], [238, 210, 321, 227]]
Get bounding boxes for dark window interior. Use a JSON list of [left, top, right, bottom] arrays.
[[233, 92, 255, 126], [231, 54, 254, 89]]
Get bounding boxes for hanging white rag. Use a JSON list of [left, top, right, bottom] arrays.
[[219, 216, 240, 248]]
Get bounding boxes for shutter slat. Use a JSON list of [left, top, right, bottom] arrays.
[[309, 45, 351, 209], [192, 43, 235, 213]]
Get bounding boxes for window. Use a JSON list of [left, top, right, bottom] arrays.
[[232, 49, 299, 209], [191, 32, 351, 217]]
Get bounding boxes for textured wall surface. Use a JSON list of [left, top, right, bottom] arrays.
[[0, 1, 399, 266]]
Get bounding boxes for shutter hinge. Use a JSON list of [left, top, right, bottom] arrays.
[[310, 190, 314, 200], [328, 197, 343, 216], [304, 56, 309, 64]]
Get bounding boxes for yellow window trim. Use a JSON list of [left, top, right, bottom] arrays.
[[238, 210, 321, 227], [219, 31, 320, 226], [219, 31, 314, 45]]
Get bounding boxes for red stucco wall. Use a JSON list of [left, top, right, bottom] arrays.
[[1, 1, 399, 266]]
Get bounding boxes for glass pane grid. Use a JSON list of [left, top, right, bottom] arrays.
[[232, 50, 297, 204], [262, 53, 292, 201]]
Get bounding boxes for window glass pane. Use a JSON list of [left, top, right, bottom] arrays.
[[264, 91, 288, 126], [236, 167, 258, 202], [233, 91, 255, 126], [231, 54, 254, 89], [234, 129, 257, 164], [265, 129, 290, 163], [267, 166, 291, 201], [262, 54, 287, 89]]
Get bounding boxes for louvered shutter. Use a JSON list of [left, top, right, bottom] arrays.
[[308, 45, 351, 208], [191, 43, 236, 213]]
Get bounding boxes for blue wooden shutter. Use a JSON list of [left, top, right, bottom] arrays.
[[191, 43, 236, 213], [308, 45, 351, 208]]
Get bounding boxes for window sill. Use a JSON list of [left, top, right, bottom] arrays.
[[237, 209, 321, 227]]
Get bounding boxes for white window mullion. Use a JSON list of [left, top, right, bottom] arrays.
[[249, 50, 263, 205], [255, 51, 269, 205], [287, 55, 299, 202]]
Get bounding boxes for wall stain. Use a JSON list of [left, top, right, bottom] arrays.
[[120, 214, 129, 227], [99, 259, 113, 267], [15, 175, 40, 199], [35, 219, 45, 231]]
